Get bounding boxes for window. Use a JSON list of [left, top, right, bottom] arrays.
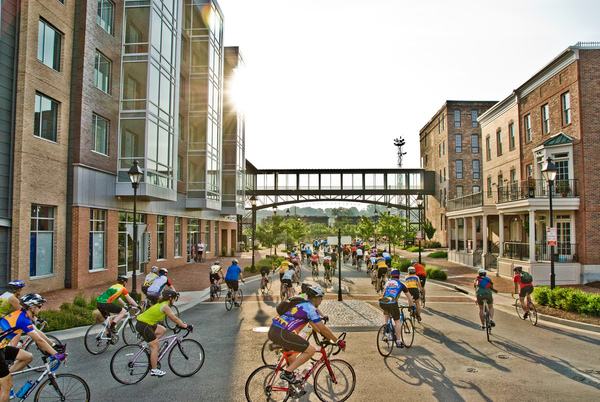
[[442, 113, 445, 130], [90, 209, 106, 270], [456, 186, 463, 197], [511, 169, 517, 183], [30, 205, 54, 276], [456, 160, 463, 179], [541, 104, 550, 134], [157, 215, 166, 260], [473, 185, 480, 193], [444, 189, 446, 207], [526, 164, 533, 178], [455, 134, 462, 153], [444, 167, 446, 181], [486, 136, 491, 161], [439, 170, 442, 183], [438, 117, 440, 133], [439, 144, 441, 157], [471, 134, 479, 153], [496, 130, 503, 156], [177, 155, 183, 181], [443, 140, 446, 155], [524, 114, 531, 142], [38, 20, 62, 71], [174, 217, 182, 257], [472, 109, 478, 127], [97, 0, 114, 35], [562, 92, 571, 125], [509, 123, 515, 150], [487, 177, 492, 197], [92, 114, 108, 155], [454, 109, 461, 127], [34, 93, 58, 142], [473, 160, 480, 179], [94, 52, 111, 93], [439, 189, 442, 203], [425, 154, 428, 167]]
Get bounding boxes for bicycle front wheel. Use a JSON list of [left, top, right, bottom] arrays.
[[84, 323, 110, 355], [245, 365, 289, 402], [164, 305, 180, 330], [401, 318, 415, 348], [266, 277, 272, 291], [225, 291, 233, 310], [122, 319, 140, 345], [528, 302, 538, 326], [110, 345, 150, 385], [25, 334, 61, 371], [238, 289, 244, 306], [169, 339, 205, 377], [515, 301, 525, 319], [376, 324, 394, 357], [34, 373, 90, 401], [314, 359, 356, 402]]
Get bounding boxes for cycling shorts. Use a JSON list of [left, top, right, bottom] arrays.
[[210, 273, 221, 283], [417, 274, 427, 287], [311, 261, 318, 266], [408, 288, 420, 301], [385, 260, 391, 268], [136, 321, 158, 343], [268, 326, 309, 353], [141, 285, 149, 295], [476, 293, 493, 306], [226, 279, 239, 291], [377, 268, 388, 279], [323, 262, 330, 269], [0, 346, 19, 378], [379, 301, 401, 321], [281, 279, 293, 288], [97, 302, 123, 318], [519, 285, 534, 298]]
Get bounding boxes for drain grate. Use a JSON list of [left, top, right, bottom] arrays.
[[466, 368, 478, 373], [497, 355, 509, 359]]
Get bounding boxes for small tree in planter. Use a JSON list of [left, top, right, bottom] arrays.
[[556, 180, 571, 197]]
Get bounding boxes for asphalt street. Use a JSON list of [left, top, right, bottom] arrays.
[[15, 260, 600, 401]]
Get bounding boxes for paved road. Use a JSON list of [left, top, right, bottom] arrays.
[[18, 260, 600, 401]]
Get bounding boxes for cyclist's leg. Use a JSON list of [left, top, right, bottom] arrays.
[[7, 346, 33, 373], [476, 296, 485, 326]]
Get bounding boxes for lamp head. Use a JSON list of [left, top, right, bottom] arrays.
[[128, 160, 143, 187], [541, 157, 558, 183]]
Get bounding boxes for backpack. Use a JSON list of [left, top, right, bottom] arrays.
[[477, 276, 493, 290], [276, 296, 307, 316], [520, 271, 533, 284]]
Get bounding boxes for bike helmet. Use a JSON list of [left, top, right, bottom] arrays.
[[411, 260, 418, 265], [214, 261, 220, 265], [478, 269, 486, 276], [288, 263, 295, 269], [306, 285, 325, 299], [513, 266, 522, 272], [391, 270, 400, 278], [159, 268, 168, 275], [232, 259, 239, 264], [284, 255, 290, 260], [150, 266, 159, 273], [408, 267, 416, 274], [20, 293, 47, 309], [8, 280, 25, 292], [301, 283, 311, 294], [117, 275, 128, 284], [162, 289, 179, 300]]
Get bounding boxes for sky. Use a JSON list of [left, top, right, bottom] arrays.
[[216, 0, 600, 172]]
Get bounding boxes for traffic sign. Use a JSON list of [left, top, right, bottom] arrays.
[[328, 236, 352, 245], [547, 227, 557, 246]]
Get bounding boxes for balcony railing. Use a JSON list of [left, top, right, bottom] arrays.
[[502, 242, 578, 262], [447, 191, 485, 211]]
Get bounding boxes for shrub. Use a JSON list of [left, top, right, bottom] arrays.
[[221, 246, 228, 257], [533, 286, 600, 317], [40, 303, 95, 332], [230, 248, 236, 257], [427, 251, 448, 258], [244, 265, 252, 272], [406, 246, 422, 253], [424, 241, 442, 248], [426, 267, 447, 280]]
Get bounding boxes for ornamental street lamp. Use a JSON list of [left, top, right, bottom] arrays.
[[286, 208, 290, 249], [128, 160, 143, 302], [416, 193, 424, 265], [250, 195, 257, 272], [542, 157, 558, 289], [373, 207, 378, 251], [387, 204, 392, 252]]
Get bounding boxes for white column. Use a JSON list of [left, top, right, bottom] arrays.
[[463, 219, 467, 252], [454, 219, 459, 251], [472, 216, 477, 252], [499, 213, 504, 258], [483, 214, 488, 255], [447, 217, 451, 249], [529, 209, 536, 262]]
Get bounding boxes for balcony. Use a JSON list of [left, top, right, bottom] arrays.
[[502, 241, 579, 262], [497, 178, 578, 203]]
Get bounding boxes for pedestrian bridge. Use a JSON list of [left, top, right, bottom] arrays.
[[245, 162, 435, 210]]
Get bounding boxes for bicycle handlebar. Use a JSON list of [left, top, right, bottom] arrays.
[[173, 325, 193, 338]]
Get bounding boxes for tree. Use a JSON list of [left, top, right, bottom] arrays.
[[356, 216, 376, 242], [422, 220, 437, 241], [306, 223, 331, 240], [332, 218, 358, 239], [255, 215, 287, 255], [285, 216, 308, 246]]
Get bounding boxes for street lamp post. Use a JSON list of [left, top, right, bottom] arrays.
[[387, 204, 391, 252], [542, 157, 558, 289], [286, 208, 290, 250], [128, 160, 144, 302], [373, 207, 378, 251], [416, 193, 424, 265], [272, 205, 277, 254], [250, 195, 257, 272]]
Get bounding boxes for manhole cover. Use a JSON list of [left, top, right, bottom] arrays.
[[466, 368, 478, 373], [498, 355, 509, 359]]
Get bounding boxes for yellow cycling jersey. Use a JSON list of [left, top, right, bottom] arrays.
[[375, 258, 388, 269], [279, 260, 291, 273], [210, 265, 222, 274], [405, 274, 420, 288]]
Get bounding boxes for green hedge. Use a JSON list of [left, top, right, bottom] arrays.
[[533, 286, 600, 317], [39, 293, 97, 331], [427, 251, 448, 258], [391, 258, 425, 272], [426, 267, 447, 280], [406, 246, 423, 252]]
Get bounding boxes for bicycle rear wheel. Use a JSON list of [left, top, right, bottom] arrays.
[[401, 318, 415, 348], [110, 345, 150, 385], [485, 306, 492, 342], [313, 359, 356, 402], [84, 323, 111, 355], [376, 324, 394, 357], [528, 302, 538, 326], [34, 373, 90, 401], [164, 305, 180, 330], [25, 334, 61, 371], [210, 284, 216, 301], [169, 339, 205, 377], [266, 277, 272, 291], [237, 289, 244, 306], [261, 339, 284, 366], [245, 365, 290, 402], [225, 291, 233, 310], [122, 319, 140, 345], [312, 268, 318, 281]]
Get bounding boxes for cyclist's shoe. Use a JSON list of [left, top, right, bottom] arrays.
[[417, 315, 422, 322], [481, 325, 486, 330], [150, 369, 166, 377], [523, 312, 529, 319], [396, 340, 404, 348], [234, 302, 241, 307], [490, 320, 496, 327], [280, 370, 301, 384], [9, 389, 15, 399]]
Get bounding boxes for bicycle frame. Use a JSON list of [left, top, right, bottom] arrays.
[[100, 308, 136, 339], [9, 357, 62, 400], [128, 333, 181, 369]]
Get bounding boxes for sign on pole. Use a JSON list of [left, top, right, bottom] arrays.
[[416, 230, 422, 241], [327, 236, 352, 246], [125, 224, 146, 242], [547, 227, 557, 246]]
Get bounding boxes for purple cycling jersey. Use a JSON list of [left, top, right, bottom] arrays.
[[272, 301, 322, 334]]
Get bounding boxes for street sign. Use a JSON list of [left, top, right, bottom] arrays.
[[327, 236, 352, 245], [547, 227, 557, 246], [125, 224, 146, 242], [416, 230, 422, 241]]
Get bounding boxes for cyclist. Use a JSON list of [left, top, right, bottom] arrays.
[[342, 245, 350, 263], [0, 294, 66, 400], [405, 267, 423, 321], [224, 259, 245, 307], [474, 269, 497, 329], [305, 247, 312, 265], [147, 269, 176, 305], [300, 244, 306, 264], [0, 281, 26, 320], [411, 259, 427, 302], [260, 263, 272, 290], [513, 267, 534, 319], [135, 289, 192, 377], [375, 255, 389, 292], [269, 285, 345, 384], [279, 256, 292, 281], [330, 249, 338, 275], [97, 276, 140, 333], [281, 264, 299, 299], [379, 270, 415, 348], [310, 252, 321, 276], [296, 283, 311, 298], [356, 246, 364, 268], [351, 244, 357, 265], [323, 255, 332, 276], [209, 261, 224, 292], [141, 266, 159, 300], [382, 249, 391, 268]]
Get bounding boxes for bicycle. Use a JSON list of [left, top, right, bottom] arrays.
[[210, 280, 222, 301], [7, 347, 91, 401], [84, 304, 140, 355], [324, 269, 333, 287], [483, 299, 493, 342], [356, 257, 362, 271], [280, 282, 295, 301], [15, 319, 62, 372], [513, 292, 538, 326], [246, 332, 354, 401], [377, 305, 415, 356], [295, 264, 302, 280], [139, 298, 181, 331], [225, 283, 244, 311], [260, 275, 272, 295], [110, 326, 204, 384]]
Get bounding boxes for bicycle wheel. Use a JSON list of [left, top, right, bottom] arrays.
[[265, 277, 272, 291], [313, 359, 356, 402], [210, 284, 216, 301], [34, 373, 91, 401], [168, 339, 205, 377], [110, 345, 150, 385], [245, 365, 290, 402], [376, 324, 394, 357], [225, 291, 233, 310], [515, 300, 525, 319], [237, 289, 244, 306], [421, 293, 426, 308], [296, 268, 302, 280], [485, 307, 491, 342], [163, 305, 181, 330], [84, 323, 111, 355], [122, 318, 140, 345], [401, 318, 415, 348], [528, 302, 538, 326], [312, 268, 318, 281], [25, 334, 61, 371]]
